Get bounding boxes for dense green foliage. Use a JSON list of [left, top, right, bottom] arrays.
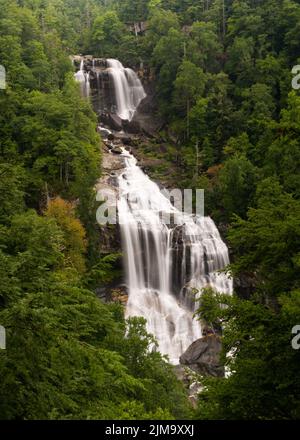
[[1, 0, 300, 421], [194, 181, 300, 419], [0, 0, 191, 420], [86, 0, 300, 420], [195, 287, 300, 419]]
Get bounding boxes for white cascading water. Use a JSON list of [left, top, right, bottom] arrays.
[[74, 57, 232, 363], [118, 150, 233, 364], [74, 57, 146, 120], [74, 59, 90, 98], [107, 59, 146, 121]]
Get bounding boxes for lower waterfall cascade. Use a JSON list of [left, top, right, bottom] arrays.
[[117, 149, 233, 364]]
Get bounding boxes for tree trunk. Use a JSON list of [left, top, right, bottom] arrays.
[[222, 0, 226, 39], [195, 139, 199, 178], [186, 99, 190, 140]]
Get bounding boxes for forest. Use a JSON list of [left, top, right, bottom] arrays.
[[0, 0, 300, 421]]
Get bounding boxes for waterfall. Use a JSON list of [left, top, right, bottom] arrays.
[[117, 150, 232, 364], [73, 57, 232, 363], [74, 59, 90, 98], [73, 57, 146, 121], [107, 59, 146, 121]]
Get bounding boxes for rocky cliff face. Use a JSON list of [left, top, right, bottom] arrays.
[[73, 55, 163, 136], [123, 81, 163, 136], [94, 135, 126, 304]]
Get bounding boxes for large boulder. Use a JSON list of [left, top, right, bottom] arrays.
[[100, 112, 123, 131], [122, 118, 141, 134], [109, 114, 123, 131], [100, 151, 125, 173], [179, 335, 224, 377]]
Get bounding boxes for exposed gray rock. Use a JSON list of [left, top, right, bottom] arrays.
[[100, 113, 123, 131], [122, 118, 142, 134], [110, 284, 129, 306], [111, 146, 123, 155], [95, 287, 107, 302], [234, 273, 256, 300], [173, 365, 204, 408], [98, 126, 112, 139], [120, 136, 133, 145], [100, 151, 125, 173], [180, 335, 224, 377]]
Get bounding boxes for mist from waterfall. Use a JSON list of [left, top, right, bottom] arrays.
[[118, 150, 232, 364]]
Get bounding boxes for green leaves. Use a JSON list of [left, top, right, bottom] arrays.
[[219, 153, 258, 219], [173, 60, 206, 113], [195, 288, 300, 420], [228, 182, 300, 295], [86, 253, 122, 287], [91, 11, 128, 58], [118, 0, 149, 22], [0, 284, 190, 419], [0, 163, 25, 224]]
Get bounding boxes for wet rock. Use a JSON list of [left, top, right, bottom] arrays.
[[127, 82, 165, 137], [173, 365, 203, 408], [170, 225, 194, 295], [100, 113, 123, 131], [170, 226, 184, 295], [102, 143, 111, 153], [122, 118, 141, 134], [110, 114, 123, 131], [100, 151, 125, 172], [111, 146, 123, 155], [110, 285, 128, 306], [112, 131, 137, 145], [97, 223, 122, 255], [180, 335, 224, 377], [121, 136, 133, 145], [107, 173, 119, 187]]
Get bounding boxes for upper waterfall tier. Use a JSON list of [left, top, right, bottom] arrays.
[[117, 149, 233, 364], [74, 59, 90, 98], [73, 56, 146, 122], [106, 59, 146, 121]]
